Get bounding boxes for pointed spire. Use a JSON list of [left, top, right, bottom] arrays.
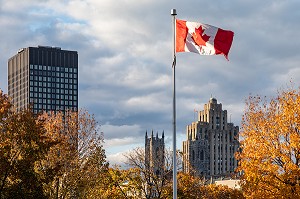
[[162, 130, 164, 139], [156, 132, 158, 139], [151, 130, 153, 138], [145, 130, 148, 138]]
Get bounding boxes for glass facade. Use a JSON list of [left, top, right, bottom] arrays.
[[8, 46, 78, 113]]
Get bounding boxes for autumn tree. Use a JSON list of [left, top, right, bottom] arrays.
[[200, 184, 244, 199], [40, 110, 108, 199], [0, 90, 57, 198], [237, 86, 300, 198], [162, 171, 244, 199], [160, 171, 204, 199], [119, 147, 181, 199]]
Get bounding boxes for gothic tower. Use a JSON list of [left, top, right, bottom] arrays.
[[145, 130, 165, 175]]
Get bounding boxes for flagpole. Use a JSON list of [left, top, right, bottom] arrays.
[[171, 8, 177, 199]]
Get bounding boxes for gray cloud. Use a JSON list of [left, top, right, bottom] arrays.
[[1, 0, 300, 164]]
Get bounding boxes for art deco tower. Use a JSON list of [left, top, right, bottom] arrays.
[[182, 98, 239, 178], [8, 46, 78, 113]]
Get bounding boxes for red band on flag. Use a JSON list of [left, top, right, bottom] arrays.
[[214, 28, 234, 60], [176, 20, 188, 52]]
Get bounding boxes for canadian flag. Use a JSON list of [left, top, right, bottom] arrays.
[[176, 19, 234, 60]]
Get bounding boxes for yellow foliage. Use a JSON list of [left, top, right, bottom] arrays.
[[237, 86, 300, 199]]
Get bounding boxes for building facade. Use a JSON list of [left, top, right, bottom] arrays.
[[145, 131, 165, 176], [8, 46, 78, 113], [182, 98, 239, 178]]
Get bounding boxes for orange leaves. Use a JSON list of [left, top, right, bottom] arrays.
[[237, 85, 300, 198]]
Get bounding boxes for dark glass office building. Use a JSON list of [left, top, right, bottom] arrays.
[[8, 46, 78, 113]]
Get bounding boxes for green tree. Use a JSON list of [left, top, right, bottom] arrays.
[[237, 86, 300, 198]]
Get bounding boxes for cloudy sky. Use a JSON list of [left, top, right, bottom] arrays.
[[1, 0, 300, 165]]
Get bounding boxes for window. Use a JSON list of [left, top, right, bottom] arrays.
[[200, 150, 204, 160], [192, 150, 195, 161]]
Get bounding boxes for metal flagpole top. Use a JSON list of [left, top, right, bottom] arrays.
[[171, 9, 177, 16]]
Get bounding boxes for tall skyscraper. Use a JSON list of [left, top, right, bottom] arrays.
[[8, 46, 78, 113], [182, 98, 240, 178]]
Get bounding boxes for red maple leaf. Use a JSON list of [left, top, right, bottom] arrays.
[[192, 25, 210, 46]]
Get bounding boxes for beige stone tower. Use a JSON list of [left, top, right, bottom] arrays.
[[182, 98, 239, 178]]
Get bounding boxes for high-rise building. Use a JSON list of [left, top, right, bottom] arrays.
[[8, 46, 78, 113], [182, 98, 240, 178], [145, 130, 165, 176]]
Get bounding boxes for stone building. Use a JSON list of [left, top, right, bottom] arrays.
[[145, 130, 165, 176], [182, 98, 240, 178]]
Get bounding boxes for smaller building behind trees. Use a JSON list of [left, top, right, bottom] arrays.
[[145, 130, 165, 176]]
